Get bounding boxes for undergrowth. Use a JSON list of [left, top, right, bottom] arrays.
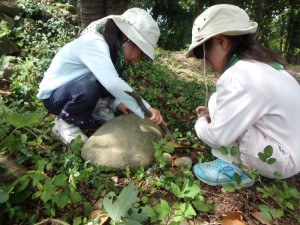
[[0, 0, 299, 224]]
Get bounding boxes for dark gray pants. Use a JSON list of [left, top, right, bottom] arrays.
[[42, 80, 112, 127]]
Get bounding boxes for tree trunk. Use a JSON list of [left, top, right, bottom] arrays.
[[77, 0, 129, 28]]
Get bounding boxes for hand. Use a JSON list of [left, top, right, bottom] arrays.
[[195, 106, 210, 121], [116, 103, 131, 115], [147, 107, 164, 125]]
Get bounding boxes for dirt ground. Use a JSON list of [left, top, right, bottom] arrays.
[[167, 51, 300, 225]]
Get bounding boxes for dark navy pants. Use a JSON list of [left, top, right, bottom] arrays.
[[42, 80, 112, 127]]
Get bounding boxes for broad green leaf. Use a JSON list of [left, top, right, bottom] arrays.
[[32, 190, 42, 199], [186, 183, 201, 198], [180, 202, 196, 218], [69, 191, 82, 203], [153, 199, 171, 221], [261, 211, 272, 221], [3, 109, 46, 128], [258, 152, 266, 162], [285, 202, 294, 210], [52, 174, 68, 186], [192, 199, 213, 212], [172, 215, 185, 223], [41, 189, 53, 203], [32, 172, 46, 186], [37, 160, 46, 171], [230, 146, 238, 156], [267, 158, 277, 165], [219, 146, 229, 155], [259, 204, 270, 212], [2, 133, 22, 154], [145, 206, 157, 223], [16, 178, 30, 192], [50, 207, 56, 217], [171, 180, 200, 199], [103, 183, 137, 222], [123, 220, 143, 225], [0, 189, 9, 203], [270, 208, 284, 218], [263, 145, 273, 158], [56, 194, 69, 208], [73, 217, 82, 225], [127, 207, 149, 223], [170, 182, 182, 198], [83, 202, 93, 215], [222, 183, 236, 192], [9, 190, 32, 204], [20, 134, 27, 143], [233, 172, 242, 184], [141, 196, 148, 204]]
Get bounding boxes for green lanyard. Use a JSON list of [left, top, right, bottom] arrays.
[[225, 54, 284, 71]]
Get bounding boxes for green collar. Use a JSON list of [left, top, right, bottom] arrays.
[[268, 61, 284, 70], [225, 54, 284, 71], [225, 54, 239, 70]]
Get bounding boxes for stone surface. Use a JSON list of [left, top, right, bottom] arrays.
[[0, 156, 27, 182], [81, 114, 163, 170], [173, 156, 193, 169], [162, 152, 173, 167], [0, 0, 20, 16]]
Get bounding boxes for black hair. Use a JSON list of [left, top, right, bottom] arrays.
[[225, 34, 283, 64], [193, 34, 283, 66], [103, 19, 123, 65]]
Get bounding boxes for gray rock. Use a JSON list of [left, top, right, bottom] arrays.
[[0, 156, 28, 182], [81, 114, 163, 170], [0, 0, 20, 16], [162, 152, 173, 167], [173, 156, 193, 169]]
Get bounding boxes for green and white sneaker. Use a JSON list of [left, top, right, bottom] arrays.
[[193, 158, 255, 187], [51, 118, 88, 144]]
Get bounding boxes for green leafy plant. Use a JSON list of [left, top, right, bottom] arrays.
[[257, 180, 300, 221], [258, 145, 277, 165], [103, 183, 148, 225], [146, 199, 171, 224]]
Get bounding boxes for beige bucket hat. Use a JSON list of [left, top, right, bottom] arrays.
[[186, 4, 258, 57], [82, 8, 160, 60]]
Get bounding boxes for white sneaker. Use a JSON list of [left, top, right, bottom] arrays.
[[51, 118, 88, 144], [92, 98, 115, 122]]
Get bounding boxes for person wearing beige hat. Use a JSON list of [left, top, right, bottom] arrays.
[[36, 8, 164, 144], [187, 4, 300, 187]]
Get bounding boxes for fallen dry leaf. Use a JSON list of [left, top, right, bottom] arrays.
[[89, 209, 109, 225], [221, 211, 246, 225], [170, 141, 184, 149], [251, 211, 271, 225]]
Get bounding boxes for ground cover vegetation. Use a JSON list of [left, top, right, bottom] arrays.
[[1, 1, 300, 224]]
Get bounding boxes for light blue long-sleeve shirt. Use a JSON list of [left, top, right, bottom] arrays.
[[37, 33, 150, 118]]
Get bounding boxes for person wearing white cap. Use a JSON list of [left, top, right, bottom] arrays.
[[186, 4, 300, 187], [36, 8, 164, 144]]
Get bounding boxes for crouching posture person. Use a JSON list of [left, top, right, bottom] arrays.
[[36, 8, 165, 144], [186, 4, 300, 187]]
